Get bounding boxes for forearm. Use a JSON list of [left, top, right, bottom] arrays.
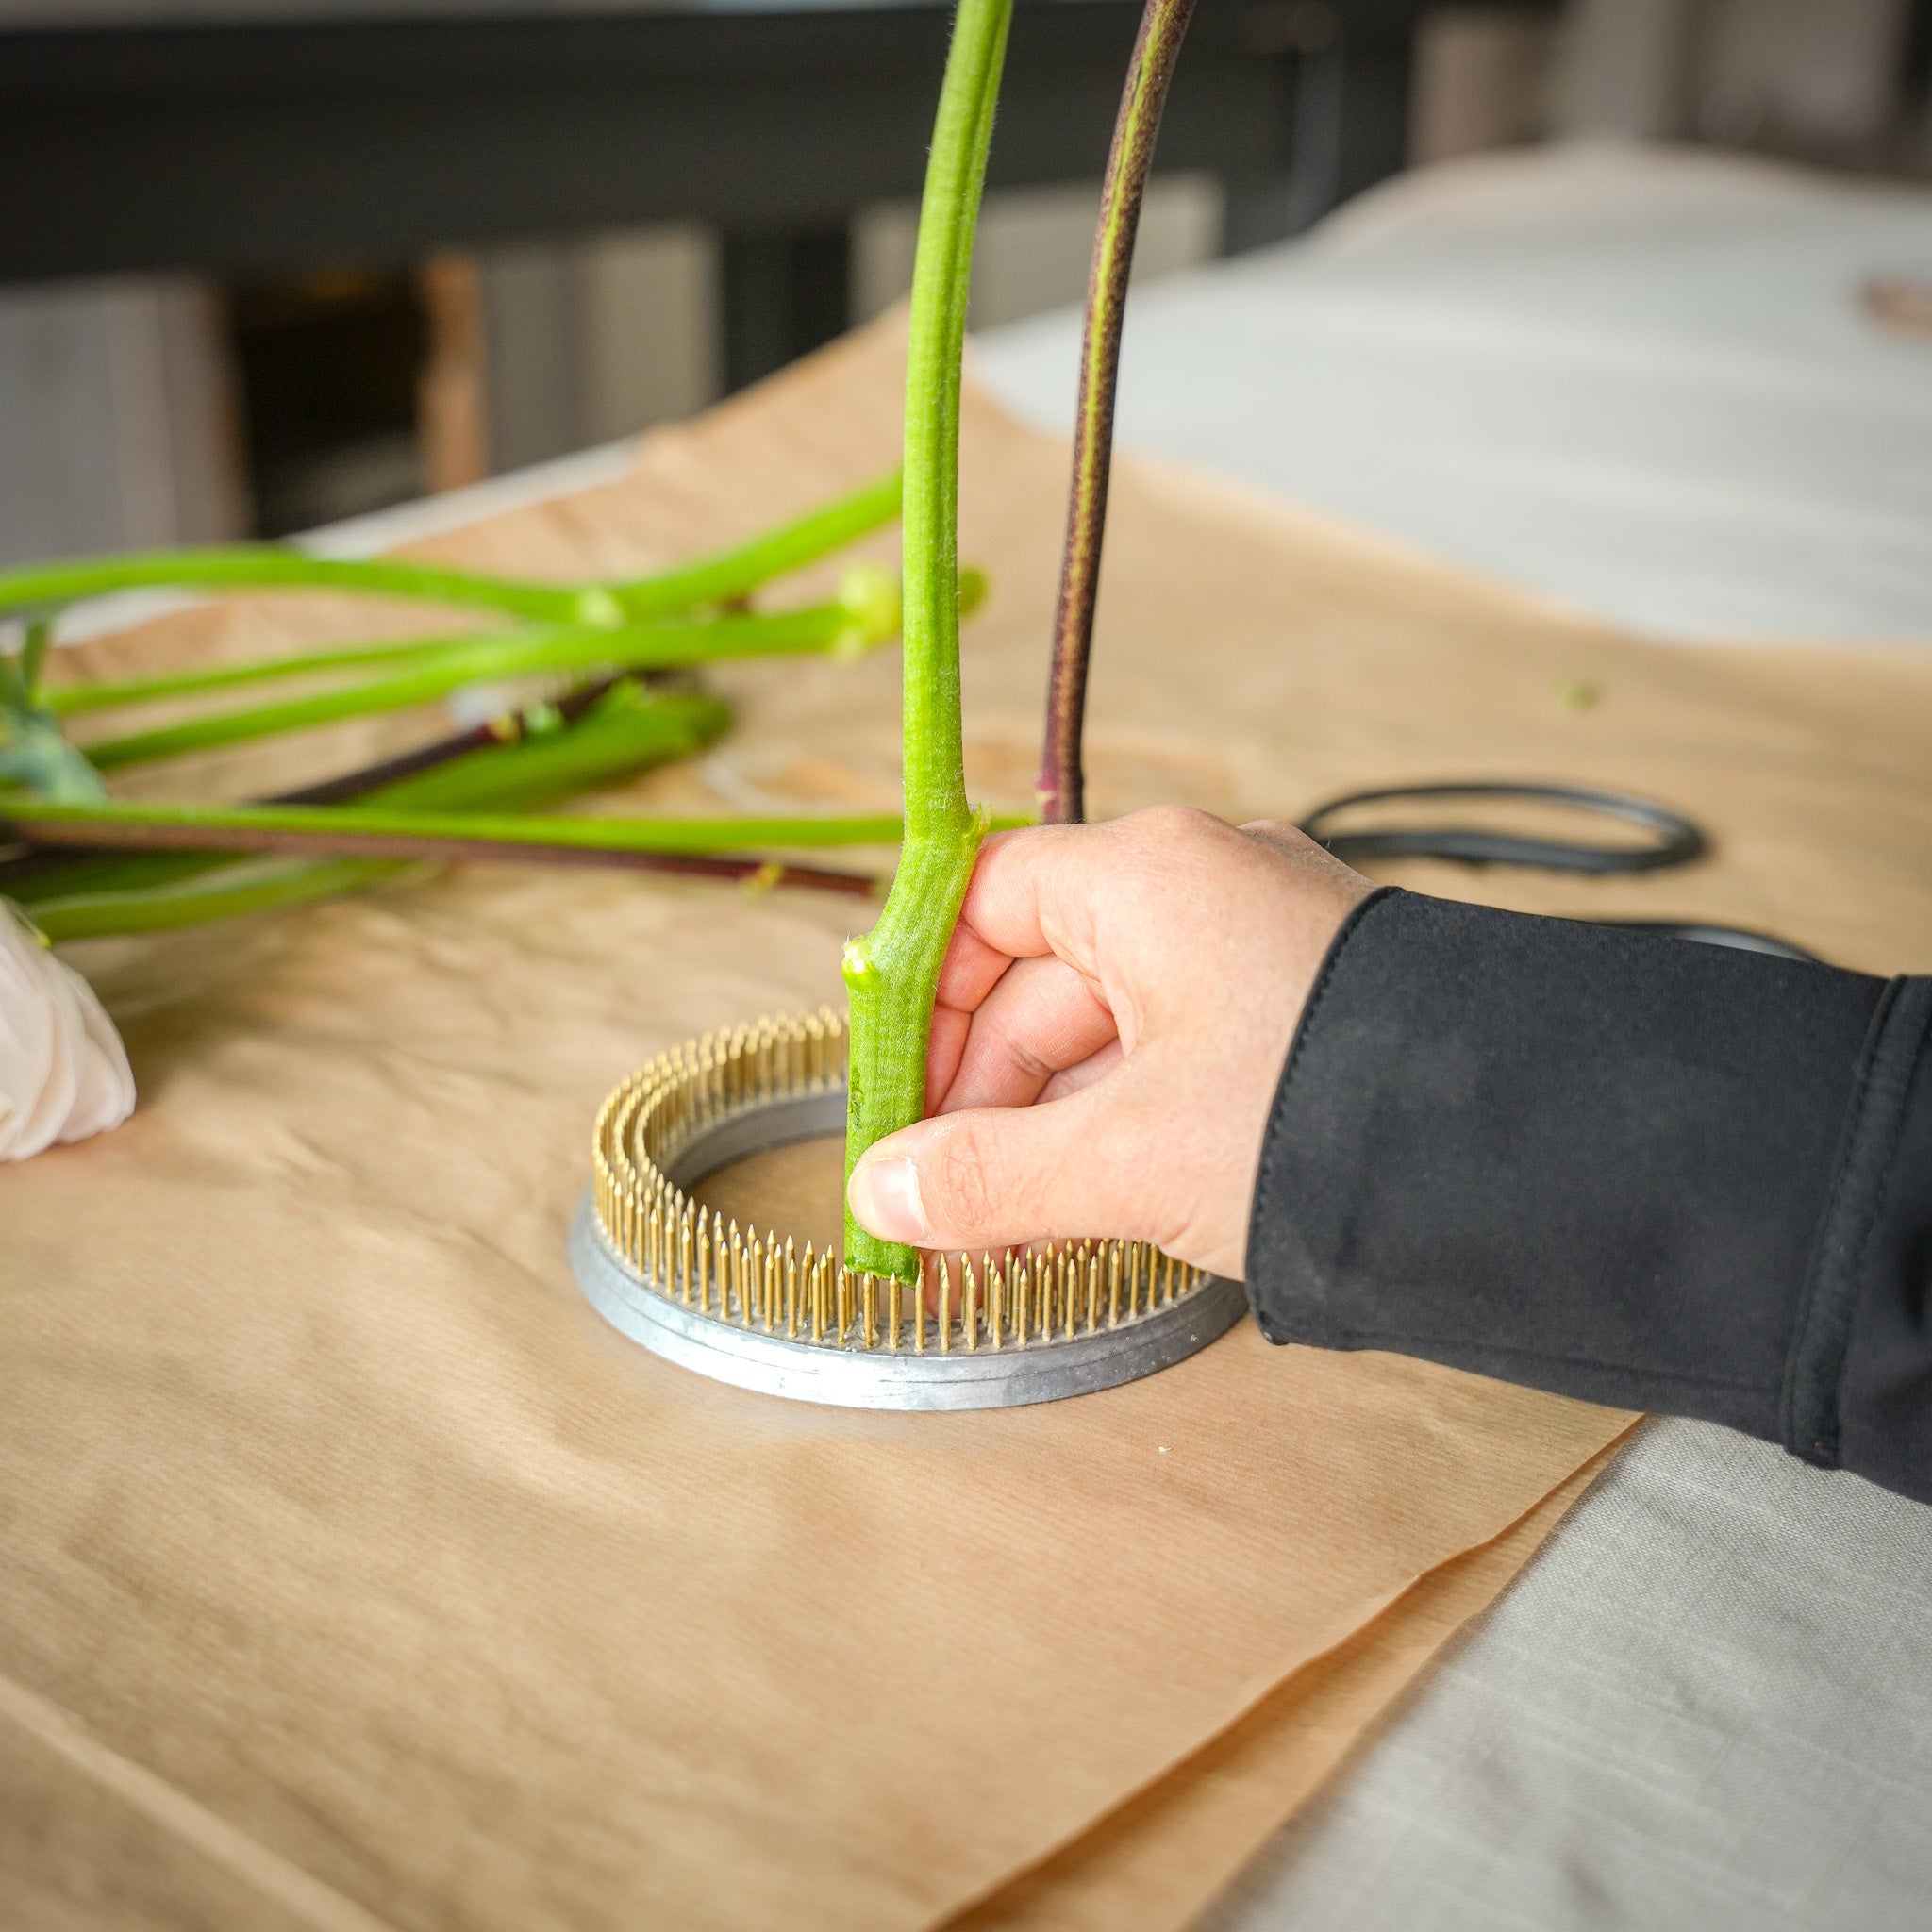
[[1246, 890, 1932, 1505]]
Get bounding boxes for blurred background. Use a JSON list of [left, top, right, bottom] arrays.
[[1, 0, 1927, 563]]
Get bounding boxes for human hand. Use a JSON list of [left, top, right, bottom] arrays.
[[844, 806, 1374, 1279]]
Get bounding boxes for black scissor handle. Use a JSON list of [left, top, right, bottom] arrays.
[[1298, 780, 1707, 877]]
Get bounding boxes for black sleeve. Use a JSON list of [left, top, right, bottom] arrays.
[[1244, 889, 1932, 1507]]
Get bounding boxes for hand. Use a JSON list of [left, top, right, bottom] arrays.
[[845, 806, 1373, 1279]]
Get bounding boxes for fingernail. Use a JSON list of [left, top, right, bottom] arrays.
[[848, 1156, 928, 1243]]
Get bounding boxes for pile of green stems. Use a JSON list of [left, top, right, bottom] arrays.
[[1, 474, 968, 939]]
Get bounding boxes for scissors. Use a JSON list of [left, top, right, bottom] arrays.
[[1298, 779, 1815, 962]]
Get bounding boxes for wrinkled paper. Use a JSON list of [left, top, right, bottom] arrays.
[[7, 317, 1928, 1930]]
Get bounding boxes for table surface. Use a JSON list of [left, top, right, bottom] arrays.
[[228, 139, 1932, 1929], [974, 141, 1932, 1932]]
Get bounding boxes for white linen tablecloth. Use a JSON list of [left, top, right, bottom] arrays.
[[973, 142, 1932, 1930], [979, 142, 1932, 645]]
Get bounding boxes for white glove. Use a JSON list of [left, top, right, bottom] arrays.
[[0, 903, 136, 1161]]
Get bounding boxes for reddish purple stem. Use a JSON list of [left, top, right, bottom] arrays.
[[1039, 0, 1198, 824]]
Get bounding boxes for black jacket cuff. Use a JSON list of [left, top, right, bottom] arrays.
[[1246, 891, 1931, 1503]]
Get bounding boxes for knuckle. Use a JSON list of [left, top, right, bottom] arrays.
[[1241, 815, 1300, 842], [1131, 802, 1220, 848]]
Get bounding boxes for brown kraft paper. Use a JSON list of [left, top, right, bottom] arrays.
[[7, 315, 1929, 1928]]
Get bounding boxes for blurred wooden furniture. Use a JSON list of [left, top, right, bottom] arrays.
[[0, 0, 1525, 386]]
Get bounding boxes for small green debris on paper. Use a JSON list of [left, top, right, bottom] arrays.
[[1554, 675, 1600, 714]]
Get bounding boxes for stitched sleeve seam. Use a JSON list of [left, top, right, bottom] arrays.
[[1779, 976, 1929, 1464], [1245, 885, 1395, 1313]]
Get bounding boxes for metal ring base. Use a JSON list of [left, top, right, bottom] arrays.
[[571, 1082, 1247, 1410]]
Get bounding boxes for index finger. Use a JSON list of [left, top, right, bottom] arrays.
[[931, 824, 1097, 1018], [938, 810, 1236, 1015], [951, 823, 1108, 979]]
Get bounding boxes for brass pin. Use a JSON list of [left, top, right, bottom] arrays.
[[592, 1015, 1241, 1371]]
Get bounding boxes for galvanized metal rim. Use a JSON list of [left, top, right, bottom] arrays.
[[570, 1083, 1246, 1409]]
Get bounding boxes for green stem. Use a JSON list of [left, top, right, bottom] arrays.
[[17, 621, 51, 704], [75, 583, 895, 772], [841, 0, 1011, 1281], [24, 848, 889, 941], [45, 556, 983, 724], [5, 678, 629, 903], [43, 625, 540, 717], [7, 796, 932, 859], [28, 858, 412, 941], [0, 550, 614, 628], [0, 468, 901, 628], [606, 470, 904, 617], [17, 682, 869, 932]]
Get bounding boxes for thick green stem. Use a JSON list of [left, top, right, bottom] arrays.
[[3, 679, 628, 902], [6, 797, 919, 862], [0, 468, 901, 628], [8, 780, 1022, 874], [24, 847, 883, 941], [75, 579, 896, 772], [16, 685, 885, 934], [841, 0, 1012, 1281]]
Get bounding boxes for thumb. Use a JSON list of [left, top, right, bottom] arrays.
[[847, 1083, 1141, 1256]]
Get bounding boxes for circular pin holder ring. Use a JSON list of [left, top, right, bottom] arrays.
[[572, 1008, 1247, 1409]]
